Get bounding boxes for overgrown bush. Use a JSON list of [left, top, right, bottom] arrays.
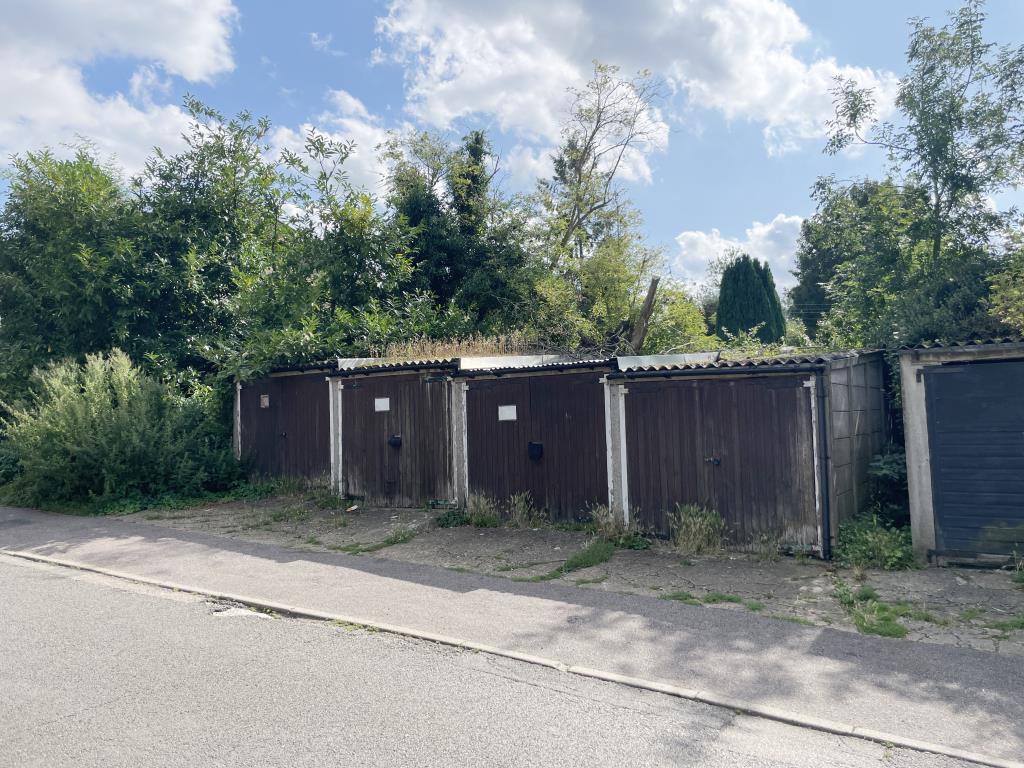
[[0, 350, 241, 511], [669, 503, 727, 555], [867, 447, 910, 526], [834, 514, 914, 570], [434, 507, 470, 528]]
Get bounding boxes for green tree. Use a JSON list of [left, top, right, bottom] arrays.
[[828, 0, 1024, 264], [822, 0, 1024, 345], [532, 62, 667, 352], [642, 283, 711, 354], [753, 259, 786, 341], [382, 128, 536, 332], [990, 234, 1024, 334], [0, 149, 162, 400], [716, 255, 783, 343]]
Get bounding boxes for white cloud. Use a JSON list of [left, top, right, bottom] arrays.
[[310, 32, 346, 57], [129, 65, 172, 105], [674, 213, 804, 289], [0, 0, 237, 174], [503, 144, 554, 187], [1, 0, 236, 82], [376, 0, 898, 158]]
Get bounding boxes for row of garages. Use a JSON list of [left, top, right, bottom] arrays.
[[237, 350, 888, 558]]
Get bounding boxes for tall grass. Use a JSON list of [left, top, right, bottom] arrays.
[[669, 503, 728, 555], [0, 350, 240, 511]]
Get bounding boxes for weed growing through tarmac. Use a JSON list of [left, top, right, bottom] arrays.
[[327, 526, 417, 555], [660, 591, 762, 611], [752, 532, 781, 563], [513, 540, 615, 582], [985, 615, 1024, 634], [331, 619, 362, 631], [775, 615, 816, 626], [661, 591, 700, 605], [669, 504, 727, 555], [833, 577, 946, 638], [466, 494, 502, 528], [702, 592, 743, 605], [307, 486, 347, 510]]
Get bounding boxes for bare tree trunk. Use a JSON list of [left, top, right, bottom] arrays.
[[628, 276, 660, 352]]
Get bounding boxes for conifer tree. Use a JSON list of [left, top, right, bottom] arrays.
[[754, 259, 786, 341], [715, 254, 783, 343]]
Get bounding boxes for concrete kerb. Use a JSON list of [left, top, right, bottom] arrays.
[[2, 548, 1019, 768]]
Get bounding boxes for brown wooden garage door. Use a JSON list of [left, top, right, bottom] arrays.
[[625, 374, 819, 549], [341, 372, 453, 507], [465, 371, 608, 520], [239, 373, 331, 479]]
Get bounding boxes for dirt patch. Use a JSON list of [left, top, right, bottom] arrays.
[[125, 497, 1024, 655]]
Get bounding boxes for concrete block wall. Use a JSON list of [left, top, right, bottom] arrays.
[[826, 354, 887, 537]]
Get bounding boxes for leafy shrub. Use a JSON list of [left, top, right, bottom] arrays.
[[610, 531, 652, 550], [867, 447, 910, 526], [435, 507, 470, 528], [0, 350, 240, 511], [0, 443, 21, 485], [835, 514, 914, 570], [669, 503, 727, 555]]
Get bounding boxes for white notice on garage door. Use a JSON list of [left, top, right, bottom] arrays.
[[374, 397, 390, 412], [498, 404, 517, 421]]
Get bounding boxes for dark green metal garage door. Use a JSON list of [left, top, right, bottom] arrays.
[[924, 360, 1024, 556]]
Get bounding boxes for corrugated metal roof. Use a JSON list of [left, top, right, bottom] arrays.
[[457, 355, 611, 375], [615, 352, 721, 372], [267, 361, 336, 375], [899, 337, 1024, 351], [612, 349, 877, 376], [334, 357, 458, 375], [459, 354, 563, 370]]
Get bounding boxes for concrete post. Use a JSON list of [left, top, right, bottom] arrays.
[[603, 378, 629, 527], [450, 379, 469, 506], [899, 352, 936, 562]]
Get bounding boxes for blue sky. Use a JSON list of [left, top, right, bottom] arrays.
[[2, 0, 1022, 289]]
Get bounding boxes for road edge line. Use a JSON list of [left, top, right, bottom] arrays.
[[3, 548, 1020, 768]]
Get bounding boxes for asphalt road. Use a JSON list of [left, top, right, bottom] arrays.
[[3, 506, 1021, 764], [0, 555, 973, 768]]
